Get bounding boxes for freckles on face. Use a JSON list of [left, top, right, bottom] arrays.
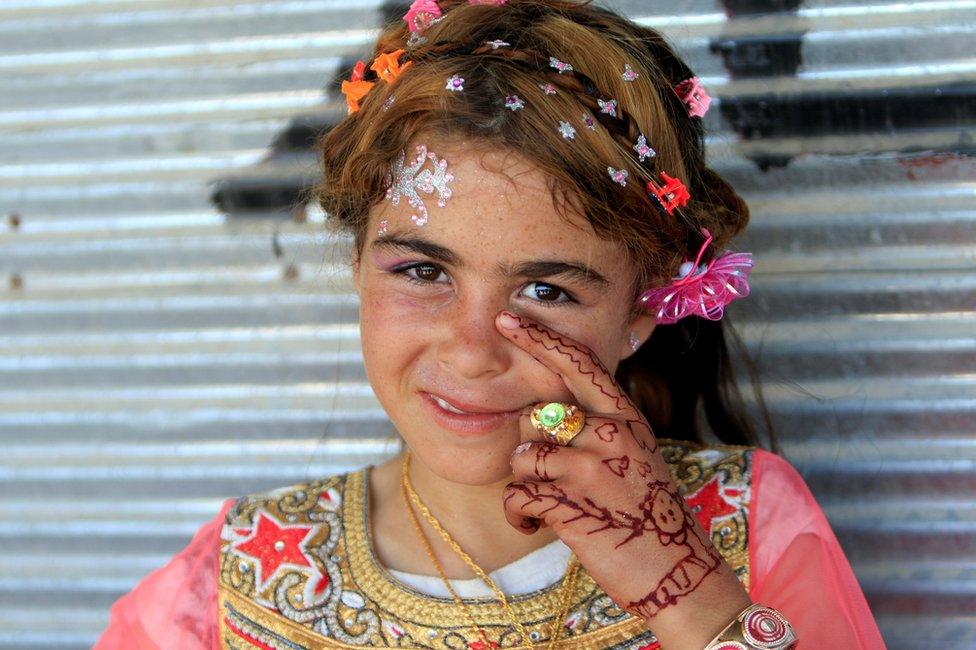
[[353, 141, 641, 480]]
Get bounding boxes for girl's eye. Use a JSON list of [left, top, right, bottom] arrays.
[[395, 262, 447, 285], [390, 263, 576, 307], [519, 282, 573, 306]]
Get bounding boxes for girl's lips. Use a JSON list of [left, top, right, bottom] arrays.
[[419, 391, 522, 436]]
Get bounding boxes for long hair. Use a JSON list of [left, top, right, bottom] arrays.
[[312, 0, 778, 451]]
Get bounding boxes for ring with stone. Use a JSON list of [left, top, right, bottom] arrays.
[[529, 402, 586, 446]]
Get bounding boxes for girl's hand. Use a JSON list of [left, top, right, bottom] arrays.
[[495, 310, 751, 646]]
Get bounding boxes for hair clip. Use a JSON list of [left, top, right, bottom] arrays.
[[341, 61, 374, 115], [549, 56, 574, 74], [647, 171, 690, 215], [446, 73, 465, 92], [608, 167, 629, 186], [637, 228, 754, 324], [634, 134, 656, 162], [403, 0, 442, 34], [372, 50, 413, 83], [384, 144, 456, 227], [673, 76, 711, 118], [597, 98, 618, 118]]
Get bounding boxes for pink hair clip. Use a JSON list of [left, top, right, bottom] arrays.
[[403, 0, 443, 34], [637, 227, 754, 324], [673, 76, 711, 118]]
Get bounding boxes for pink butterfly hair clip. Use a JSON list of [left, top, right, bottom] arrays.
[[637, 227, 755, 324]]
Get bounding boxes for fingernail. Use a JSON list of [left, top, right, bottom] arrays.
[[511, 441, 533, 457], [498, 311, 520, 330]]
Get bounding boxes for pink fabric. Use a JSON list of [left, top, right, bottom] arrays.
[[93, 498, 234, 650], [94, 452, 887, 648], [748, 449, 887, 649]]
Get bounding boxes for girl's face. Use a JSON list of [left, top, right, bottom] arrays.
[[352, 140, 656, 486]]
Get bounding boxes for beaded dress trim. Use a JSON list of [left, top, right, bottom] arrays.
[[217, 439, 754, 649]]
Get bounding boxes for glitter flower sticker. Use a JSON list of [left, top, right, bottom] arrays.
[[504, 94, 524, 111], [341, 60, 375, 115], [597, 98, 618, 118], [608, 166, 629, 186], [634, 133, 656, 162], [558, 121, 576, 140], [370, 49, 413, 84], [673, 76, 711, 118], [549, 56, 574, 74], [385, 144, 456, 227], [445, 73, 465, 92], [622, 63, 640, 81]]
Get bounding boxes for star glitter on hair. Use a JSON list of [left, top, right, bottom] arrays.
[[558, 121, 577, 139], [505, 94, 524, 111], [384, 144, 456, 227]]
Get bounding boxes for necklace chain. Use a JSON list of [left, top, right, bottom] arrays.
[[400, 450, 580, 649]]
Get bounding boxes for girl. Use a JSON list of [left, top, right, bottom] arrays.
[[96, 1, 886, 648]]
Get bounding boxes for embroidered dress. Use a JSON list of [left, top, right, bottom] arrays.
[[94, 439, 887, 649]]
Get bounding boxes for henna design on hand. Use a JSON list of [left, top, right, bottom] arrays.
[[517, 320, 658, 453], [533, 442, 560, 482], [504, 464, 722, 621], [602, 455, 630, 478], [594, 421, 618, 442]]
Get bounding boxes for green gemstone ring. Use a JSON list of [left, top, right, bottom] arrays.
[[529, 401, 586, 445]]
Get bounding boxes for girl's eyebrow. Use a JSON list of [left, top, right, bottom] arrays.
[[372, 233, 611, 289]]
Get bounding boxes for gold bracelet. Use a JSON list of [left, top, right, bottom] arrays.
[[702, 603, 797, 649]]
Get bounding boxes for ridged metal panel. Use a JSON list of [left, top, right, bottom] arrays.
[[0, 0, 973, 647]]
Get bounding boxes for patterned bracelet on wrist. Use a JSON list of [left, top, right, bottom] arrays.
[[702, 603, 797, 650]]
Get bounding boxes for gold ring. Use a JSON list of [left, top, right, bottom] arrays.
[[529, 402, 586, 446]]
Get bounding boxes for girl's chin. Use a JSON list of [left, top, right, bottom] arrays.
[[406, 444, 519, 487]]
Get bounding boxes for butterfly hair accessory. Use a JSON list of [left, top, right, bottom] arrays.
[[384, 144, 456, 227], [637, 227, 755, 324]]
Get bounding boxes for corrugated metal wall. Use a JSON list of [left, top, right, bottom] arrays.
[[0, 0, 973, 647]]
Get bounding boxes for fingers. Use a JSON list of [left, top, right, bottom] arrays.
[[496, 311, 637, 417], [509, 440, 571, 483], [502, 480, 573, 535]]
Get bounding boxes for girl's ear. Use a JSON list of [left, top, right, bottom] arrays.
[[619, 311, 657, 361]]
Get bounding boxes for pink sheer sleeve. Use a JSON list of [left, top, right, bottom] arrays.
[[93, 498, 235, 650], [747, 449, 887, 649]]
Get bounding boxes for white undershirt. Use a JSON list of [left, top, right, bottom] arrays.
[[387, 538, 573, 598]]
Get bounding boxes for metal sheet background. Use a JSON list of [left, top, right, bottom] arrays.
[[0, 0, 974, 647]]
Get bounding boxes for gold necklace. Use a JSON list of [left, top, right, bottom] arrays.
[[400, 450, 580, 649]]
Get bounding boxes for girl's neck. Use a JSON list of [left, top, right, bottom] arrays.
[[368, 450, 561, 578]]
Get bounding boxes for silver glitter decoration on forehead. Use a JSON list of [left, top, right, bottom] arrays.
[[384, 144, 456, 227]]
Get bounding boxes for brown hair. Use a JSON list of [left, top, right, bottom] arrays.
[[312, 0, 777, 451]]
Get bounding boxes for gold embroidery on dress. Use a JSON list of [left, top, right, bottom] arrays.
[[217, 439, 754, 649]]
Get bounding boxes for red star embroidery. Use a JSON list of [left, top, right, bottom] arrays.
[[684, 475, 739, 536], [233, 511, 315, 589]]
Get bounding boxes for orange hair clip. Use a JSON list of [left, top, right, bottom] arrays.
[[341, 49, 413, 116]]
